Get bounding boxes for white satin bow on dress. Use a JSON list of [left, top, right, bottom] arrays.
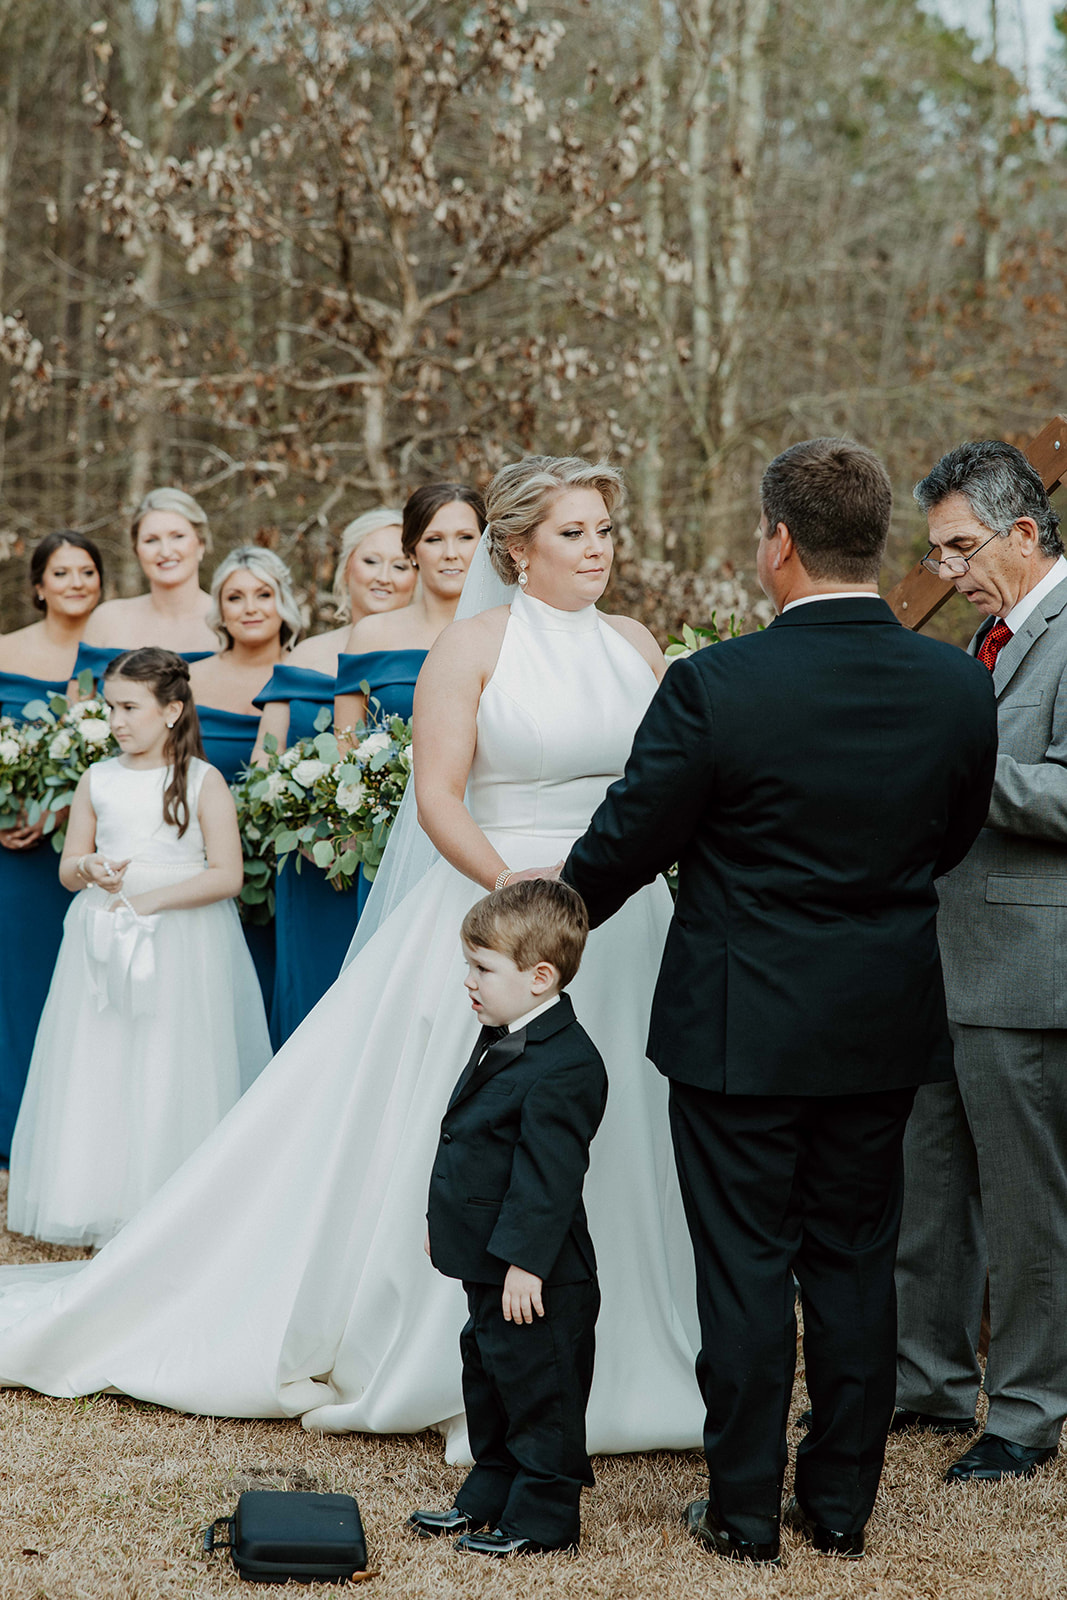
[[85, 897, 160, 1018]]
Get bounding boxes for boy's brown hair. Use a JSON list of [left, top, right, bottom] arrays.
[[461, 879, 589, 988]]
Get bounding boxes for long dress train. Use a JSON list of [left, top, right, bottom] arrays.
[[0, 591, 703, 1458]]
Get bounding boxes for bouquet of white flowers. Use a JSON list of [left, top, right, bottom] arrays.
[[21, 672, 117, 849], [233, 708, 413, 901], [0, 716, 41, 831]]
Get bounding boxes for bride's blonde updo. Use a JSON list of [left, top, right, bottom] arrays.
[[484, 456, 625, 584]]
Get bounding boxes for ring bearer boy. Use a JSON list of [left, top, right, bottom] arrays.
[[409, 879, 607, 1556]]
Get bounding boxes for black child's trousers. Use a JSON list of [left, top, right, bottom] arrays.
[[455, 1277, 600, 1547]]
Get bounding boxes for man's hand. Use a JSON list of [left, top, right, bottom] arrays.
[[502, 1265, 544, 1323]]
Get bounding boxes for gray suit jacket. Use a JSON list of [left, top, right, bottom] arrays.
[[938, 571, 1067, 1028]]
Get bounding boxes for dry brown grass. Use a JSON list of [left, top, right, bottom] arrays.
[[0, 1172, 1063, 1600]]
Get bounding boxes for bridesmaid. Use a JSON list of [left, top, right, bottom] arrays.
[[74, 487, 217, 687], [333, 481, 486, 930], [0, 531, 103, 1159], [190, 548, 303, 1015], [253, 508, 417, 1044], [333, 483, 486, 748]]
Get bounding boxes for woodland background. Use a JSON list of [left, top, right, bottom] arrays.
[[1, 0, 1066, 641]]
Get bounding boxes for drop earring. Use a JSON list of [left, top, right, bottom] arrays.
[[517, 560, 529, 590]]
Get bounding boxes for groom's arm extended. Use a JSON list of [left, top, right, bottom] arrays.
[[562, 655, 716, 927]]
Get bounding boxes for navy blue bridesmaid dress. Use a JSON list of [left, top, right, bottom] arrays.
[[0, 670, 75, 1160], [72, 642, 213, 690], [335, 648, 426, 917], [252, 664, 345, 1045], [195, 703, 276, 1021]]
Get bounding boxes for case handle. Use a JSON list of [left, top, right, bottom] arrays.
[[202, 1517, 234, 1555]]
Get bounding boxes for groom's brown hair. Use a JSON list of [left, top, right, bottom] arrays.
[[761, 437, 892, 583], [462, 880, 589, 988]]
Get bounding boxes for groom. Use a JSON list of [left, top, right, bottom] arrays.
[[562, 438, 998, 1563]]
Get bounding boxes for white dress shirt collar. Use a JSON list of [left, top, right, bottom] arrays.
[[1004, 555, 1067, 634], [782, 591, 881, 613], [507, 994, 562, 1034]]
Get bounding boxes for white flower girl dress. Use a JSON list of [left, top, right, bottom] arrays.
[[0, 594, 702, 1458], [7, 756, 271, 1246]]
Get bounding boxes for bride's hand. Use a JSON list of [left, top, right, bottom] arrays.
[[504, 862, 564, 886]]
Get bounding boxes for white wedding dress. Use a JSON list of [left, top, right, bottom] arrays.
[[0, 590, 702, 1458]]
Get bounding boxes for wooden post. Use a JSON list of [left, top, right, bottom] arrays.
[[885, 414, 1067, 629]]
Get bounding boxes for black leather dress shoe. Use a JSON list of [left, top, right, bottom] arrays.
[[782, 1495, 865, 1558], [455, 1527, 574, 1556], [889, 1408, 979, 1437], [683, 1499, 780, 1566], [944, 1432, 1058, 1483], [406, 1506, 484, 1538]]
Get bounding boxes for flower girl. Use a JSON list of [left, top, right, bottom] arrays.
[[7, 648, 272, 1247]]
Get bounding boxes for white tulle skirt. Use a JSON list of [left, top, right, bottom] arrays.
[[0, 829, 702, 1460], [7, 863, 272, 1247]]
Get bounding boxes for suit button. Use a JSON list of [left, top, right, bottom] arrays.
[[441, 1133, 453, 1144]]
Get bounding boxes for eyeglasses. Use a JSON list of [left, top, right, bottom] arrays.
[[920, 530, 1002, 577]]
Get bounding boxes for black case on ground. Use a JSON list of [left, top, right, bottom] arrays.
[[203, 1489, 368, 1584]]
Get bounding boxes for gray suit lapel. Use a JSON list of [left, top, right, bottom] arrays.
[[991, 574, 1067, 697]]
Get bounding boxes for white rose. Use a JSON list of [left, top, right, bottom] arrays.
[[48, 731, 73, 759], [335, 780, 365, 815], [356, 731, 391, 761], [69, 698, 103, 720], [80, 718, 112, 746], [0, 737, 21, 764], [281, 748, 302, 770], [262, 771, 288, 802], [292, 758, 329, 788]]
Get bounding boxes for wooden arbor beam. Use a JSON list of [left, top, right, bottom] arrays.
[[885, 414, 1067, 630]]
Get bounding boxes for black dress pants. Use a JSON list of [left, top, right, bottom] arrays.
[[668, 1081, 916, 1541], [455, 1278, 599, 1547]]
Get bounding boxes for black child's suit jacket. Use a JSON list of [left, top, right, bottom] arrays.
[[427, 995, 608, 1286], [563, 597, 999, 1098]]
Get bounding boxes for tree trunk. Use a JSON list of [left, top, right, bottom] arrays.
[[714, 0, 771, 441], [687, 0, 714, 429], [126, 0, 181, 540], [636, 0, 667, 561]]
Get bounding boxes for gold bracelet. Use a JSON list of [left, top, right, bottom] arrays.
[[495, 869, 512, 891]]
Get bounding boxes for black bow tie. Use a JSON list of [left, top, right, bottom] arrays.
[[479, 1024, 510, 1051]]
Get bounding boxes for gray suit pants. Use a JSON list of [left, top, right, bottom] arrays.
[[895, 1024, 1067, 1448]]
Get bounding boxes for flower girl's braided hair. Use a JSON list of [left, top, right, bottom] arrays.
[[483, 456, 625, 584], [104, 648, 206, 838]]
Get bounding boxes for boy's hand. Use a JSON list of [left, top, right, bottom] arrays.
[[502, 1266, 544, 1324]]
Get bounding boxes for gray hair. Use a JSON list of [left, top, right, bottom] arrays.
[[914, 440, 1062, 557], [131, 487, 211, 551], [484, 456, 625, 584], [331, 507, 405, 620], [208, 545, 303, 652]]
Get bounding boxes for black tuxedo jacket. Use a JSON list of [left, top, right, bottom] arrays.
[[563, 597, 999, 1097], [427, 995, 608, 1285]]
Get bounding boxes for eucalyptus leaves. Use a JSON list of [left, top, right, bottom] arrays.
[[0, 671, 115, 848], [231, 703, 414, 921]]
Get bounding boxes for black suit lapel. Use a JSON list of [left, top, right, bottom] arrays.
[[448, 1028, 527, 1111]]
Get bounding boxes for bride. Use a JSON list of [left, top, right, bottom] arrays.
[[0, 455, 702, 1458]]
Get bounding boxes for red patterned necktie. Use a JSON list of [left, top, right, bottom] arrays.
[[977, 619, 1012, 672]]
